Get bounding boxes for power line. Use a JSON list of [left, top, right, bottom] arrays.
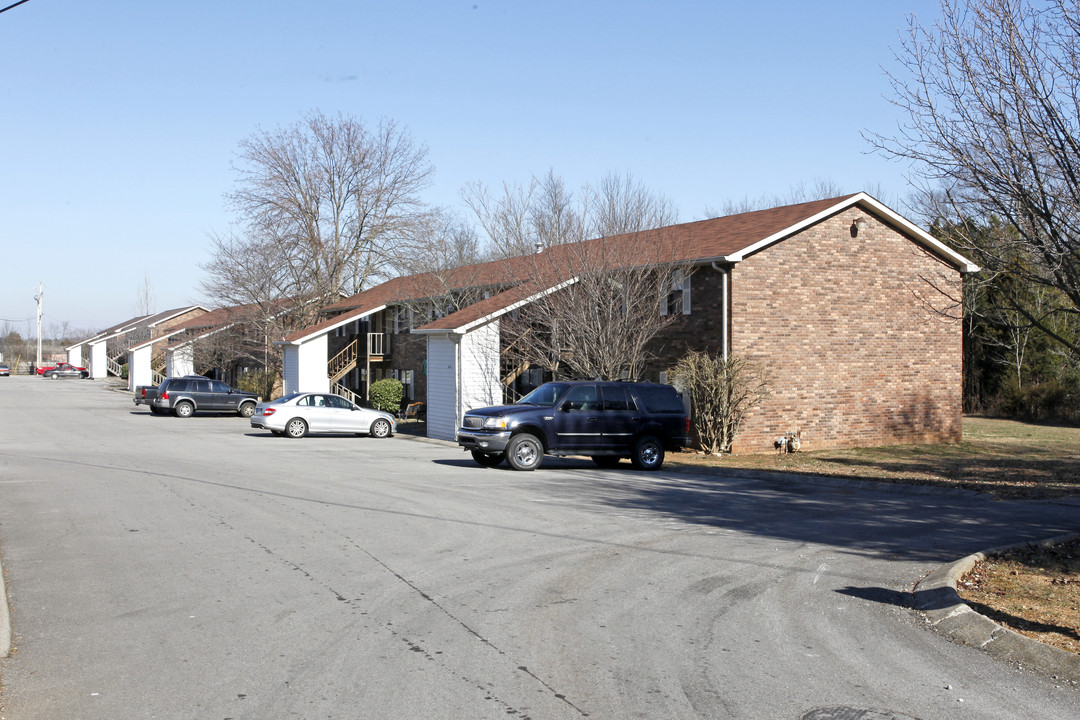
[[0, 1, 32, 15]]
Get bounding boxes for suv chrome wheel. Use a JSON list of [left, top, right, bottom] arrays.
[[631, 436, 664, 470], [239, 402, 256, 418], [174, 401, 194, 418], [506, 433, 543, 471]]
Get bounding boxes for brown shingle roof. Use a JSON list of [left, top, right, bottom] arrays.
[[286, 193, 975, 340]]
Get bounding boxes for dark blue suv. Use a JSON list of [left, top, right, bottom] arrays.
[[457, 380, 689, 471]]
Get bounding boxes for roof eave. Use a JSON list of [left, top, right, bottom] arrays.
[[723, 192, 980, 273], [276, 304, 388, 345], [413, 278, 579, 335]]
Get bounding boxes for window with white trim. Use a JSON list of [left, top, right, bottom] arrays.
[[661, 272, 691, 316]]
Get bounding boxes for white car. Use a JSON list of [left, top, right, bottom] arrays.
[[250, 392, 396, 439]]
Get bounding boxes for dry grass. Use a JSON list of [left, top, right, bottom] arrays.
[[665, 416, 1080, 656], [959, 539, 1080, 656], [666, 416, 1080, 500]]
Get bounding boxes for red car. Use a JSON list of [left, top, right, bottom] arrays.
[[36, 362, 87, 375], [41, 363, 89, 379]]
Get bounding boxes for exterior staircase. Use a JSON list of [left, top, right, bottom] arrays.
[[328, 340, 358, 383], [107, 354, 125, 378]]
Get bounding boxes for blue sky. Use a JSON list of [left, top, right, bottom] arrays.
[[1, 0, 942, 335]]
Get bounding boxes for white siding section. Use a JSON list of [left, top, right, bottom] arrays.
[[67, 345, 84, 367], [425, 321, 502, 442], [167, 345, 194, 377], [425, 334, 459, 441], [460, 321, 502, 413], [282, 345, 300, 395], [128, 345, 153, 391], [297, 335, 329, 393], [88, 341, 107, 380]]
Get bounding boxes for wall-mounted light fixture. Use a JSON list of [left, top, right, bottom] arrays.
[[850, 217, 868, 237]]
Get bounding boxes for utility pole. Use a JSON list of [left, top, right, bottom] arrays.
[[34, 282, 43, 369]]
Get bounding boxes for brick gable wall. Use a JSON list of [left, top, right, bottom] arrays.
[[647, 208, 964, 453]]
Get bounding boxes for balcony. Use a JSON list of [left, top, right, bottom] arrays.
[[367, 332, 388, 359]]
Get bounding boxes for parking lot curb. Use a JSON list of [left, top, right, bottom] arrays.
[[912, 534, 1080, 684], [1, 547, 10, 658]]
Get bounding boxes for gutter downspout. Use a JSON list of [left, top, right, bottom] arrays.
[[712, 262, 730, 359]]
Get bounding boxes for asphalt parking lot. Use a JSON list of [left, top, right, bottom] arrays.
[[1, 377, 1078, 719]]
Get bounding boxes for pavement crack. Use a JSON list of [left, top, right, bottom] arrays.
[[350, 538, 591, 717]]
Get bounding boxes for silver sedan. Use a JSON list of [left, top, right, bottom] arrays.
[[250, 392, 396, 439]]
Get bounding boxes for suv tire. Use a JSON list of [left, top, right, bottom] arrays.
[[238, 402, 256, 418], [506, 433, 543, 471], [174, 401, 195, 418], [471, 450, 505, 467], [631, 435, 665, 471]]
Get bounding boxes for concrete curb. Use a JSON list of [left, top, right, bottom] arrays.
[[1, 546, 10, 658], [913, 534, 1080, 684]]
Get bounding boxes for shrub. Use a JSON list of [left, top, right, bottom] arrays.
[[369, 378, 404, 414], [992, 377, 1080, 424], [671, 351, 771, 454], [235, 369, 278, 401]]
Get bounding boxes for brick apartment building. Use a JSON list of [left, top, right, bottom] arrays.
[[278, 193, 978, 453]]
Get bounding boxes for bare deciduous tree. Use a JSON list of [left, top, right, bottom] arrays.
[[702, 178, 885, 218], [586, 171, 679, 238], [390, 210, 486, 278], [385, 209, 499, 331], [463, 170, 687, 381], [202, 110, 434, 331], [463, 170, 677, 259], [869, 0, 1080, 353], [501, 230, 696, 381], [452, 170, 686, 382], [135, 274, 155, 317]]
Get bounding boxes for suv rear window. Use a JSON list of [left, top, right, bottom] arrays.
[[633, 385, 684, 413], [166, 379, 189, 392]]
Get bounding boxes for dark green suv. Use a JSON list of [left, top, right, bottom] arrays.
[[457, 381, 689, 471]]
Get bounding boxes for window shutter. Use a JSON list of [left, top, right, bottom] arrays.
[[681, 275, 692, 315]]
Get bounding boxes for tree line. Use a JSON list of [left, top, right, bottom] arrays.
[[869, 0, 1080, 422]]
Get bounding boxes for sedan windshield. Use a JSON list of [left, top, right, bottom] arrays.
[[517, 382, 566, 407]]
